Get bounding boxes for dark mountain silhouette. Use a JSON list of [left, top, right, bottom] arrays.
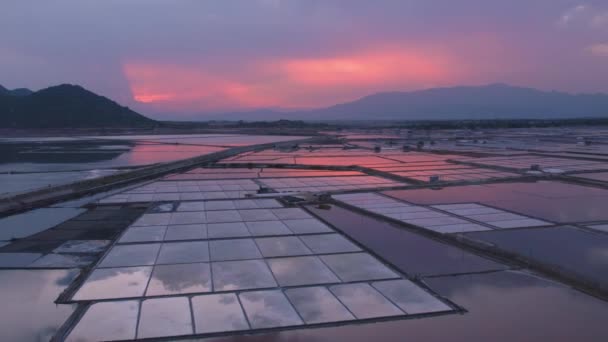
[[204, 84, 608, 121], [0, 85, 33, 96], [0, 84, 156, 128], [8, 88, 34, 96]]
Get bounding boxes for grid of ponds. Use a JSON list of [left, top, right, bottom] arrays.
[[62, 198, 455, 340], [383, 180, 608, 223], [221, 149, 521, 183], [334, 193, 552, 233], [463, 225, 608, 288], [98, 172, 406, 203], [259, 176, 403, 192], [460, 155, 608, 173], [431, 203, 551, 229], [364, 159, 519, 182], [386, 166, 516, 182], [99, 179, 260, 203], [166, 168, 364, 181], [2, 129, 608, 341]]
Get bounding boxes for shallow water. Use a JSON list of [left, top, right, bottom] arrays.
[[306, 204, 505, 277], [0, 207, 85, 241], [0, 134, 304, 195], [200, 270, 608, 342], [464, 225, 608, 288], [0, 269, 79, 341], [384, 180, 608, 223]]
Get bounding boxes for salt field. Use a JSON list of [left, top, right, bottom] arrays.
[[0, 134, 305, 195], [1, 127, 608, 341]]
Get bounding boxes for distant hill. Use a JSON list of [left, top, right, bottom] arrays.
[[204, 84, 608, 121], [0, 84, 156, 128], [0, 85, 33, 97]]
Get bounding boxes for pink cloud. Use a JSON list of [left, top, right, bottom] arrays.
[[123, 45, 462, 112]]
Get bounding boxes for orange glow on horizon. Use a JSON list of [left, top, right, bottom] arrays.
[[124, 63, 282, 110], [133, 93, 174, 103], [123, 46, 459, 111], [281, 49, 451, 86]]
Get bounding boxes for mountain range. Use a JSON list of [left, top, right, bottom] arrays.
[[0, 84, 156, 128], [1, 83, 607, 128], [205, 84, 608, 121]]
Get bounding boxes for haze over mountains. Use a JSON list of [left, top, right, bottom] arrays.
[[1, 83, 607, 128], [206, 84, 608, 121]]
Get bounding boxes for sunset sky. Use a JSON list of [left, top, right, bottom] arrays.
[[1, 0, 607, 118]]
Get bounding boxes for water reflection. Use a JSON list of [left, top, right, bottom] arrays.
[[212, 260, 277, 291], [209, 239, 262, 261], [329, 283, 402, 319], [285, 286, 354, 324], [73, 266, 152, 300], [383, 181, 608, 223], [239, 290, 303, 328], [0, 134, 305, 195], [99, 243, 161, 267], [30, 253, 96, 268], [0, 269, 79, 341], [0, 207, 85, 240], [371, 279, 450, 314], [66, 300, 139, 341], [255, 236, 312, 257], [199, 270, 608, 342], [320, 253, 398, 282], [138, 297, 193, 338], [146, 263, 211, 296], [465, 226, 608, 288], [267, 256, 339, 286], [192, 294, 249, 333], [53, 240, 110, 254], [307, 205, 504, 276], [0, 134, 305, 172], [156, 241, 209, 264]]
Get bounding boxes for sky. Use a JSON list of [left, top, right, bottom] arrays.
[[1, 0, 607, 119]]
